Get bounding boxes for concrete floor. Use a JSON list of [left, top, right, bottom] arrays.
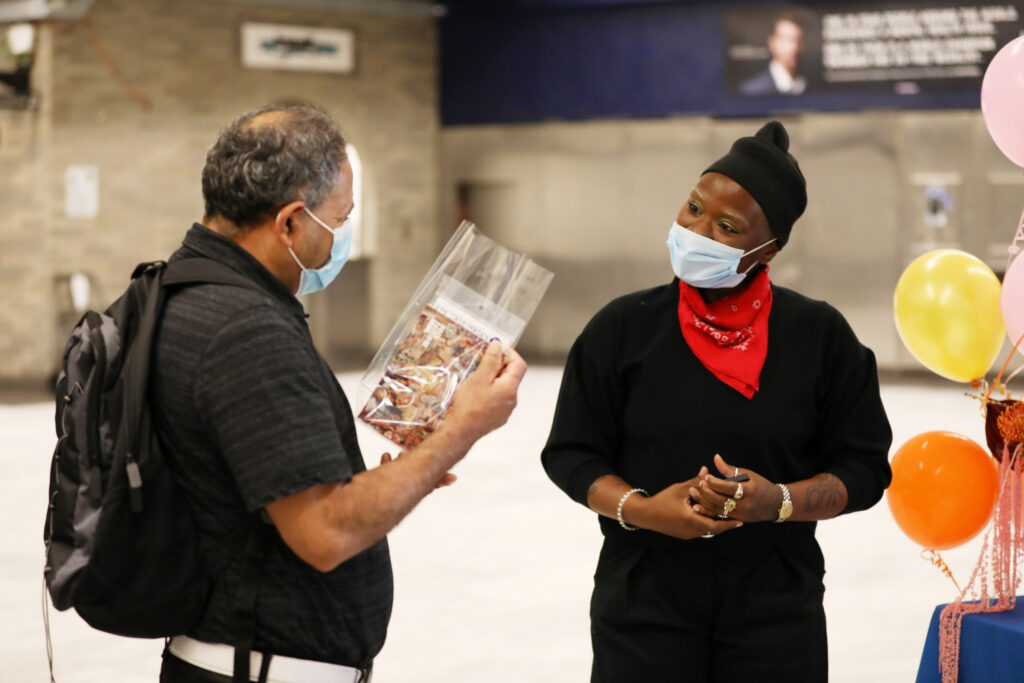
[[0, 368, 1001, 682]]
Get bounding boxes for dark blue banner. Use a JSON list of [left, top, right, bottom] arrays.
[[439, 1, 1022, 125]]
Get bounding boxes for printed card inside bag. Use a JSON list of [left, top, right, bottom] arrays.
[[358, 304, 490, 448]]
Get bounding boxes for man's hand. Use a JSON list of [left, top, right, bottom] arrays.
[[443, 341, 527, 443]]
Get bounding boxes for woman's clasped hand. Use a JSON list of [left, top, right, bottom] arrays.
[[629, 467, 743, 540], [687, 454, 783, 526]]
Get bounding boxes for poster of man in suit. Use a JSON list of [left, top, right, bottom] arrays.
[[724, 2, 1024, 98]]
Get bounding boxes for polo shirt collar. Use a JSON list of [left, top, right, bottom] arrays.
[[176, 223, 307, 318]]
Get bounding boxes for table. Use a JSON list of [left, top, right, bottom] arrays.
[[916, 599, 1024, 682]]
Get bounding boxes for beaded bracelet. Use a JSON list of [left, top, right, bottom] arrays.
[[617, 488, 648, 531]]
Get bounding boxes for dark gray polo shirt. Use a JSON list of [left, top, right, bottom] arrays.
[[152, 224, 392, 667]]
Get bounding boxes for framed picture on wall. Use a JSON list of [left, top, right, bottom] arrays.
[[240, 22, 355, 73]]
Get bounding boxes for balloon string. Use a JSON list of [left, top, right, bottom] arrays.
[[922, 549, 962, 594], [985, 330, 1024, 404], [1011, 209, 1024, 255]]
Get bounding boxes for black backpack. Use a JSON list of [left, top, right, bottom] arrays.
[[44, 258, 268, 682]]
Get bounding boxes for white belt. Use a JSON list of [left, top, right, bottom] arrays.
[[168, 635, 369, 683]]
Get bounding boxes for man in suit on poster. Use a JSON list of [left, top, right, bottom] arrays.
[[740, 12, 807, 96]]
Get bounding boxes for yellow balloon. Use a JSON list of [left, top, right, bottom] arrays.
[[893, 249, 1004, 382]]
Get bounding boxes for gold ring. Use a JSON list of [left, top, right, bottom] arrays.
[[720, 497, 737, 519], [734, 483, 744, 500]]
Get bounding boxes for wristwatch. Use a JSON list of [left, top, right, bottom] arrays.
[[774, 483, 792, 523]]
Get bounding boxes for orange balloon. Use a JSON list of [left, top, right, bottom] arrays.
[[887, 431, 999, 550]]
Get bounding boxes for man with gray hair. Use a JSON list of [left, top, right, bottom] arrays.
[[152, 103, 526, 682]]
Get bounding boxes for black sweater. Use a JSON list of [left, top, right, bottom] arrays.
[[541, 279, 893, 568]]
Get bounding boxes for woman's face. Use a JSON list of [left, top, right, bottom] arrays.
[[675, 171, 779, 274]]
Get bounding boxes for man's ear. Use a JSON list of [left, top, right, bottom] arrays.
[[274, 200, 306, 246]]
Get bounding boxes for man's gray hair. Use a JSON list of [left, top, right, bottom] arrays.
[[202, 103, 348, 229]]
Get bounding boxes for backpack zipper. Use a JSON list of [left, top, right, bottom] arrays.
[[126, 454, 143, 513]]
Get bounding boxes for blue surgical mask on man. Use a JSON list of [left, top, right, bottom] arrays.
[[667, 221, 776, 289], [288, 206, 352, 296]]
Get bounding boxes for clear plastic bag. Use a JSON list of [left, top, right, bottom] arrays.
[[357, 221, 553, 448]]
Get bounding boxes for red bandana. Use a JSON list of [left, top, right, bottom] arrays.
[[677, 268, 773, 399]]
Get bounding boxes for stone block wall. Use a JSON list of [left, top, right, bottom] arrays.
[[0, 0, 440, 384]]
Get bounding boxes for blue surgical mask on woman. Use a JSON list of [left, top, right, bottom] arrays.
[[288, 207, 352, 296], [667, 221, 776, 289]]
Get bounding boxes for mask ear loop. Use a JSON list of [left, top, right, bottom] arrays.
[[740, 237, 777, 274], [303, 206, 345, 236]]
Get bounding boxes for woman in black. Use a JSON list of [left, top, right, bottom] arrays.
[[541, 121, 892, 683]]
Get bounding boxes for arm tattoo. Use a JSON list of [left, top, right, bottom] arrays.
[[804, 473, 844, 514]]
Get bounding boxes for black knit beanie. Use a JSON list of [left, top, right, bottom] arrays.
[[702, 121, 807, 248]]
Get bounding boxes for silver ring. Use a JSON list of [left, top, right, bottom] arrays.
[[701, 532, 715, 539], [734, 483, 744, 500], [733, 467, 739, 477]]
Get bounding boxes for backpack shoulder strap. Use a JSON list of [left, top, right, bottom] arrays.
[[119, 265, 170, 512], [162, 258, 262, 292], [119, 259, 262, 510], [232, 522, 270, 683]]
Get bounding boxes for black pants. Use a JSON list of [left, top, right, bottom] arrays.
[[590, 541, 828, 683], [160, 651, 235, 683]]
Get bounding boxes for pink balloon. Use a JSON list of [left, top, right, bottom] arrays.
[[1004, 253, 1024, 353], [982, 37, 1024, 167]]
